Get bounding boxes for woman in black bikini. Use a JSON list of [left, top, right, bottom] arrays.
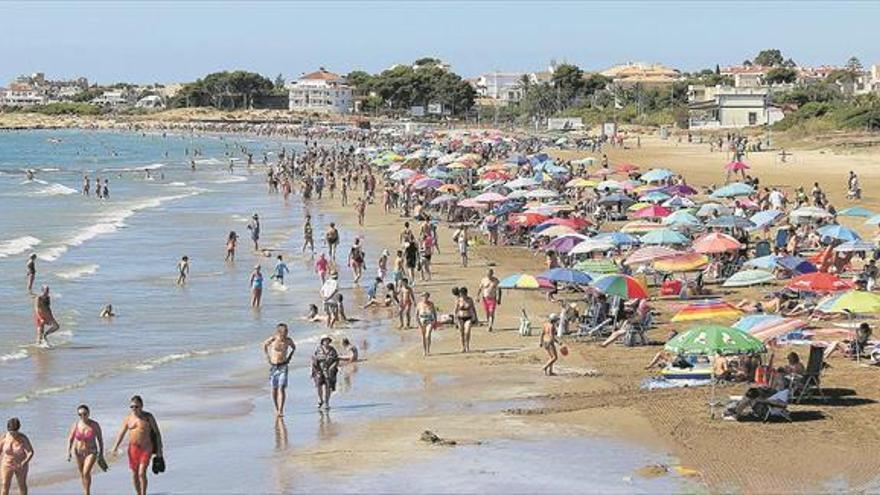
[[455, 287, 476, 353]]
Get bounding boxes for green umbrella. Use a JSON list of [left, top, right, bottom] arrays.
[[665, 324, 766, 356], [573, 259, 620, 274]]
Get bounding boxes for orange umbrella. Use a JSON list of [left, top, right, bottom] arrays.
[[787, 272, 853, 293], [654, 252, 710, 272], [438, 184, 463, 193], [507, 213, 549, 227], [693, 232, 742, 254]]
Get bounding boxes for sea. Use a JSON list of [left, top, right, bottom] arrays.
[[0, 129, 694, 493]]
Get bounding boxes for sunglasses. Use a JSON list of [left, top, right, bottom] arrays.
[[130, 405, 141, 410]]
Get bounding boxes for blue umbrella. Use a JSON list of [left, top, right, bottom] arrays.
[[866, 214, 880, 226], [706, 215, 756, 229], [711, 182, 754, 198], [640, 229, 689, 245], [817, 224, 861, 242], [506, 154, 528, 165], [838, 206, 874, 218], [640, 168, 675, 183], [776, 255, 817, 274], [594, 232, 641, 246], [749, 209, 783, 229], [733, 314, 785, 332], [834, 240, 876, 252], [538, 268, 593, 285], [744, 255, 780, 270], [662, 210, 701, 227]]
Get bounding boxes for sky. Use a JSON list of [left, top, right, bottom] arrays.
[[1, 1, 878, 84]]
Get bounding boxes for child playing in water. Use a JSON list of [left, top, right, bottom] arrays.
[[271, 255, 290, 285]]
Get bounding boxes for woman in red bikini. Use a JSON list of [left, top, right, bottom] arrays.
[[66, 404, 105, 495], [111, 396, 163, 495]]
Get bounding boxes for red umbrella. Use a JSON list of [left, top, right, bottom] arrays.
[[787, 272, 853, 293], [693, 232, 742, 253], [615, 163, 640, 173], [633, 204, 672, 218], [481, 170, 510, 181], [507, 212, 549, 227], [725, 161, 750, 171], [538, 217, 592, 230]]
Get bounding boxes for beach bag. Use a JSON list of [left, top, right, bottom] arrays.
[[151, 455, 166, 475]]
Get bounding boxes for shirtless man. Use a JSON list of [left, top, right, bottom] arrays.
[[26, 254, 36, 293], [302, 214, 315, 254], [111, 396, 163, 495], [262, 323, 296, 417], [397, 278, 415, 329], [479, 269, 502, 332], [176, 256, 189, 286], [34, 285, 60, 345], [325, 223, 340, 259]]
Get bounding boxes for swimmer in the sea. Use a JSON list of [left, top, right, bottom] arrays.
[[26, 253, 36, 294], [176, 256, 189, 285], [99, 304, 115, 318]]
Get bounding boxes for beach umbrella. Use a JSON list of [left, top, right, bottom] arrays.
[[816, 290, 880, 314], [537, 217, 591, 230], [390, 169, 418, 181], [597, 193, 635, 206], [663, 184, 698, 196], [640, 229, 689, 245], [506, 189, 530, 200], [654, 252, 710, 272], [615, 163, 640, 173], [570, 238, 616, 254], [662, 210, 701, 227], [426, 167, 453, 179], [749, 209, 783, 230], [640, 168, 675, 183], [665, 325, 766, 356], [744, 255, 780, 270], [816, 224, 861, 242], [594, 232, 641, 247], [480, 171, 510, 181], [572, 157, 595, 166], [724, 161, 750, 171], [865, 214, 880, 226], [591, 274, 648, 299], [573, 259, 620, 275], [526, 188, 559, 200], [411, 177, 443, 190], [627, 202, 653, 212], [722, 269, 775, 287], [499, 273, 552, 290], [787, 272, 852, 293], [733, 314, 785, 332], [621, 221, 665, 234], [506, 154, 528, 165], [538, 268, 593, 285], [429, 194, 459, 206], [662, 196, 696, 209], [506, 177, 540, 189], [838, 206, 874, 218], [473, 192, 508, 203], [437, 184, 463, 193], [640, 191, 671, 203], [776, 255, 817, 275], [696, 203, 733, 217], [693, 232, 742, 254], [834, 240, 876, 252], [596, 180, 623, 191], [565, 178, 598, 189], [710, 182, 754, 199], [507, 212, 548, 227], [705, 215, 756, 229], [536, 225, 577, 238], [790, 206, 832, 222], [624, 246, 679, 265], [633, 204, 672, 219], [524, 204, 569, 216], [543, 234, 589, 253], [671, 300, 743, 322]]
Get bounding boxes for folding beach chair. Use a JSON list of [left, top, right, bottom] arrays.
[[753, 388, 792, 422], [794, 345, 826, 403], [754, 240, 771, 258], [775, 228, 789, 250]]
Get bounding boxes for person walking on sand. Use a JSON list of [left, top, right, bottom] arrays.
[[416, 292, 438, 356], [111, 396, 163, 495], [247, 213, 261, 251], [320, 272, 340, 328], [325, 223, 340, 260], [455, 287, 476, 353], [1, 417, 34, 495], [302, 214, 315, 254], [271, 255, 289, 286], [262, 323, 296, 417], [66, 404, 105, 495], [479, 269, 502, 332], [453, 226, 468, 267], [250, 265, 264, 308], [34, 285, 60, 345], [311, 336, 340, 411], [348, 238, 365, 284], [225, 231, 238, 262], [315, 253, 329, 284], [176, 256, 189, 285], [541, 314, 560, 376], [25, 254, 36, 294]]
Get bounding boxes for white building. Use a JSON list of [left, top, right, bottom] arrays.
[[135, 95, 165, 110], [91, 90, 134, 108], [1, 88, 48, 106], [476, 72, 525, 104], [688, 86, 784, 129], [287, 68, 352, 114]]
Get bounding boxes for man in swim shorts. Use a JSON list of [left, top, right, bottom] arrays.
[[111, 395, 163, 495], [479, 269, 502, 332], [262, 323, 296, 417], [34, 285, 60, 345]]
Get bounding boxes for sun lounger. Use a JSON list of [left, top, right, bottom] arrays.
[[794, 345, 826, 403]]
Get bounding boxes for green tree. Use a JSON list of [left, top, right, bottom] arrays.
[[764, 67, 797, 84], [582, 73, 611, 96], [274, 73, 286, 89], [845, 56, 864, 75], [172, 70, 274, 109], [550, 63, 584, 109], [754, 49, 785, 67]]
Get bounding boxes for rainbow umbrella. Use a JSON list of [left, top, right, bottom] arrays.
[[499, 273, 552, 290], [624, 246, 680, 265], [733, 314, 784, 332], [816, 290, 880, 314], [536, 225, 578, 238], [666, 325, 766, 356], [591, 274, 648, 299], [670, 299, 743, 322], [653, 252, 710, 272]]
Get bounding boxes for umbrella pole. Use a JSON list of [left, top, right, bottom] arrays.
[[710, 364, 717, 420]]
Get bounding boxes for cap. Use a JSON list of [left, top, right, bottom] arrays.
[[320, 335, 332, 343], [549, 313, 559, 322]]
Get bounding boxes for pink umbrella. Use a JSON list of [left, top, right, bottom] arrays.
[[725, 161, 750, 171], [411, 178, 443, 190], [624, 246, 680, 265], [458, 198, 486, 209], [473, 192, 508, 203], [693, 232, 742, 254], [633, 204, 672, 218]]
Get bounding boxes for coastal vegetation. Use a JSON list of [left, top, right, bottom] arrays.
[[0, 102, 103, 116], [171, 71, 277, 109]]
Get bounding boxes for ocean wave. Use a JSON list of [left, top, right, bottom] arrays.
[[211, 175, 247, 184], [55, 264, 99, 280], [0, 349, 28, 363], [29, 183, 78, 197], [40, 190, 203, 261], [194, 158, 223, 165], [0, 236, 41, 258], [133, 344, 249, 371], [20, 178, 48, 185], [168, 181, 188, 187], [101, 163, 166, 173]]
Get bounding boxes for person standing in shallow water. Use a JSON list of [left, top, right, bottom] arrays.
[[311, 336, 340, 411], [302, 214, 315, 254], [263, 323, 296, 417], [176, 256, 189, 285], [247, 213, 261, 251], [25, 254, 36, 294], [250, 265, 264, 308], [325, 222, 340, 259], [225, 231, 238, 262], [34, 285, 60, 345]]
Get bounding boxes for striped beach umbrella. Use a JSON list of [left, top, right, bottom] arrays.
[[653, 252, 710, 272], [499, 273, 552, 290], [670, 300, 743, 322], [624, 246, 680, 265], [573, 259, 620, 274], [535, 225, 577, 238], [591, 274, 648, 299]]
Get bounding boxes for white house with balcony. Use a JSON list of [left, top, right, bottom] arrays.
[[1, 88, 48, 106], [688, 86, 784, 129], [287, 68, 352, 114], [476, 72, 525, 104]]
